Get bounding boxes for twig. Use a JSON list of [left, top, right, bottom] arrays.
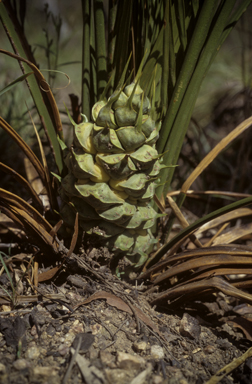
[[205, 346, 252, 384], [62, 336, 81, 384]]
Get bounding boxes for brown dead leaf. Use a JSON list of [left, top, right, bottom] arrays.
[[73, 291, 160, 334], [37, 266, 61, 282]]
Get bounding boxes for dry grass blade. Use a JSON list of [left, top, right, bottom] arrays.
[[8, 205, 59, 254], [0, 117, 46, 184], [181, 116, 252, 193], [0, 212, 24, 238], [167, 195, 203, 248], [144, 196, 252, 270], [150, 276, 252, 306], [0, 189, 58, 254], [50, 220, 63, 238], [195, 207, 252, 235], [212, 222, 252, 245], [66, 213, 79, 258], [140, 245, 252, 280], [205, 346, 252, 384], [182, 267, 252, 284], [203, 222, 229, 247], [27, 108, 54, 210], [233, 279, 252, 290], [0, 49, 62, 136], [153, 194, 166, 213], [153, 255, 252, 285], [0, 162, 43, 211], [33, 261, 38, 288], [37, 215, 78, 282], [168, 190, 252, 198], [0, 189, 52, 232], [0, 293, 67, 306]]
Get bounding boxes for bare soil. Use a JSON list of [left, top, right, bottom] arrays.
[[1, 251, 252, 384]]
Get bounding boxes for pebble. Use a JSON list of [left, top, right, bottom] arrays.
[[32, 366, 61, 384], [152, 375, 164, 384], [41, 331, 49, 340], [204, 345, 216, 354], [130, 364, 152, 384], [71, 320, 84, 334], [105, 368, 130, 384], [117, 352, 145, 370], [55, 324, 62, 332], [100, 350, 116, 368], [150, 345, 165, 359], [26, 346, 40, 360], [12, 359, 30, 370], [90, 323, 103, 335], [179, 313, 201, 340], [58, 344, 69, 356], [133, 341, 148, 353], [64, 332, 75, 345], [0, 363, 6, 374], [46, 324, 56, 337], [30, 325, 38, 337]]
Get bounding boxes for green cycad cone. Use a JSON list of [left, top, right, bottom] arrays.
[[60, 60, 164, 267]]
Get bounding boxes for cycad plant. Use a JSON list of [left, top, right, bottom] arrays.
[[60, 58, 167, 266], [1, 0, 252, 282]]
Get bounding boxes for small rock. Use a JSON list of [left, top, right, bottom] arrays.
[[33, 366, 59, 376], [55, 324, 62, 332], [105, 368, 130, 384], [117, 352, 145, 370], [216, 338, 232, 350], [167, 367, 188, 384], [150, 345, 165, 359], [40, 331, 49, 340], [12, 359, 29, 370], [30, 325, 38, 337], [244, 357, 252, 373], [100, 350, 116, 368], [2, 305, 11, 312], [46, 324, 56, 337], [58, 343, 69, 356], [204, 345, 215, 354], [152, 375, 164, 384], [71, 320, 84, 334], [72, 332, 95, 353], [32, 366, 60, 384], [90, 323, 103, 335], [89, 346, 99, 359], [129, 364, 152, 384], [179, 313, 201, 340], [103, 308, 113, 319], [26, 346, 40, 360], [133, 341, 148, 352], [0, 363, 6, 374], [64, 332, 75, 345]]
